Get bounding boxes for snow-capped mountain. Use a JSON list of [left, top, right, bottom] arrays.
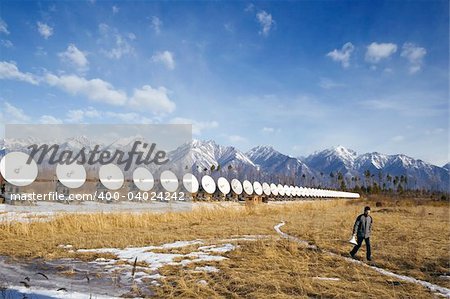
[[167, 140, 257, 179], [355, 152, 390, 173], [304, 146, 358, 176], [0, 136, 448, 191], [246, 146, 314, 183], [302, 146, 449, 191]]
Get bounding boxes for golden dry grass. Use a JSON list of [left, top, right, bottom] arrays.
[[281, 199, 450, 288], [154, 239, 431, 298], [0, 197, 448, 298]]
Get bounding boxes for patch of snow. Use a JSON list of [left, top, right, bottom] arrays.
[[194, 266, 220, 273], [274, 222, 450, 298], [198, 243, 236, 253]]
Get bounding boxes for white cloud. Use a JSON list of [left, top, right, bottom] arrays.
[[0, 61, 176, 115], [39, 115, 63, 124], [37, 22, 53, 39], [45, 73, 127, 105], [66, 107, 100, 122], [224, 23, 234, 33], [151, 51, 175, 70], [326, 42, 354, 68], [0, 61, 39, 85], [170, 117, 218, 135], [318, 78, 344, 89], [35, 46, 47, 56], [0, 39, 13, 48], [245, 4, 255, 12], [112, 5, 119, 14], [98, 23, 134, 59], [66, 109, 85, 122], [105, 111, 153, 123], [262, 127, 275, 133], [256, 10, 274, 36], [66, 108, 152, 124], [151, 16, 162, 34], [228, 135, 247, 143], [129, 85, 176, 114], [0, 19, 9, 35], [365, 42, 397, 63], [58, 44, 89, 71], [401, 43, 426, 74], [3, 102, 30, 122]]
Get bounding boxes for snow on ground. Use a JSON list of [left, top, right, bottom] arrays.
[[0, 200, 318, 223], [0, 201, 248, 223], [274, 222, 450, 298], [0, 235, 270, 298]]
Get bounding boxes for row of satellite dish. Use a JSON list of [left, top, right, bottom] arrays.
[[0, 152, 359, 198]]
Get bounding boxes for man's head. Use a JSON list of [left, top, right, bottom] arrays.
[[364, 206, 371, 216]]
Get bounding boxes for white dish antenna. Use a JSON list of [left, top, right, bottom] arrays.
[[294, 186, 300, 197], [56, 163, 86, 189], [289, 186, 295, 197], [231, 179, 243, 195], [0, 152, 38, 187], [277, 184, 285, 196], [132, 167, 154, 191], [99, 164, 124, 190], [262, 182, 271, 196], [183, 173, 199, 193], [253, 181, 263, 195], [270, 183, 278, 196], [160, 170, 178, 192], [284, 185, 290, 196], [217, 177, 231, 195], [243, 180, 253, 195], [201, 175, 216, 194]]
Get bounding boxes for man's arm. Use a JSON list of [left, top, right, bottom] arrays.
[[352, 215, 361, 235]]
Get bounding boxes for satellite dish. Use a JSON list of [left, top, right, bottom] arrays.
[[99, 164, 124, 190], [132, 167, 154, 191], [270, 183, 278, 196], [289, 186, 295, 197], [160, 170, 178, 192], [294, 186, 300, 197], [201, 175, 216, 194], [277, 184, 285, 196], [301, 187, 307, 197], [243, 180, 253, 195], [253, 181, 263, 195], [231, 179, 243, 195], [183, 173, 199, 193], [0, 152, 38, 187], [217, 177, 231, 195], [262, 182, 271, 196], [56, 163, 86, 189], [284, 185, 290, 196]]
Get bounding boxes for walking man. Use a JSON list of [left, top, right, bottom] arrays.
[[350, 206, 372, 261]]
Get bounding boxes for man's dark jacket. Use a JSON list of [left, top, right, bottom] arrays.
[[353, 214, 373, 238]]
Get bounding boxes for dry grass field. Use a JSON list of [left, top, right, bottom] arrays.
[[0, 197, 448, 298]]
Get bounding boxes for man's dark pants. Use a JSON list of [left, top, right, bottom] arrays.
[[350, 236, 371, 260]]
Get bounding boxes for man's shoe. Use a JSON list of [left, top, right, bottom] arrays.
[[367, 257, 372, 262], [349, 252, 356, 259]]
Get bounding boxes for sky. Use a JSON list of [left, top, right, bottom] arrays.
[[0, 1, 448, 166]]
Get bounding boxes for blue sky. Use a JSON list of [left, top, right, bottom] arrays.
[[0, 1, 448, 165]]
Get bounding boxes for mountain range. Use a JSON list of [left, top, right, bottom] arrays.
[[0, 137, 448, 192]]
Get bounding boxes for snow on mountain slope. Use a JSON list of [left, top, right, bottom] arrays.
[[303, 145, 358, 176], [246, 146, 314, 178], [0, 136, 448, 191]]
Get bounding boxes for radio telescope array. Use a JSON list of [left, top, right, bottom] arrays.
[[0, 151, 361, 201]]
